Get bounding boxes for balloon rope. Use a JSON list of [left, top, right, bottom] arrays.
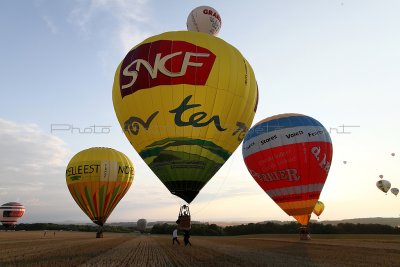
[[191, 151, 236, 216]]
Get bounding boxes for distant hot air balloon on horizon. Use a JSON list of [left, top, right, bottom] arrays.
[[112, 31, 258, 210], [242, 113, 333, 233], [376, 179, 391, 194], [313, 201, 325, 219], [390, 188, 399, 196], [379, 175, 384, 179], [137, 218, 147, 232], [391, 153, 395, 157], [66, 147, 134, 238], [187, 6, 222, 36], [0, 202, 25, 229]]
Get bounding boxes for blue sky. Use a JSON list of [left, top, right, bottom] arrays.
[[1, 0, 400, 224]]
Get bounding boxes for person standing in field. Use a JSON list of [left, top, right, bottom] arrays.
[[172, 228, 180, 245], [183, 230, 192, 247]]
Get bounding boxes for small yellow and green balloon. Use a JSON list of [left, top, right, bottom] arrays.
[[66, 147, 134, 226], [313, 201, 325, 218], [112, 31, 258, 204]]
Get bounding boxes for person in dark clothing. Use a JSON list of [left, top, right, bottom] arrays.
[[183, 230, 192, 246]]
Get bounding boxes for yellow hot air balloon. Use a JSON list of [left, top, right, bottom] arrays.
[[66, 147, 134, 237], [313, 201, 325, 218], [112, 31, 258, 205]]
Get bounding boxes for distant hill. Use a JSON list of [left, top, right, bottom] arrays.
[[256, 217, 400, 227], [319, 217, 400, 227]]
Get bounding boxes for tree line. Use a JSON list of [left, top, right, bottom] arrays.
[[0, 223, 133, 233], [2, 222, 399, 235], [151, 221, 400, 235]]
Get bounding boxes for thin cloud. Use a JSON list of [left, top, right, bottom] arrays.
[[42, 15, 58, 34], [0, 119, 70, 175], [0, 118, 72, 222], [68, 0, 153, 52]]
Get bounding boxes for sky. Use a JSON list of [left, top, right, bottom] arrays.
[[1, 0, 400, 224]]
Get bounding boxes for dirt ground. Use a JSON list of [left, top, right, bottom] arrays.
[[0, 231, 399, 266]]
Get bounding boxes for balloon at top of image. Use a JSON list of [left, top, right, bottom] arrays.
[[0, 202, 25, 229], [242, 113, 333, 226], [65, 147, 134, 226], [112, 31, 258, 204], [187, 6, 222, 36], [391, 152, 395, 156]]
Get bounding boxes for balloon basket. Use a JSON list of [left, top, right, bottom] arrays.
[[96, 228, 104, 238], [299, 226, 311, 241], [177, 205, 191, 231], [177, 215, 191, 231]]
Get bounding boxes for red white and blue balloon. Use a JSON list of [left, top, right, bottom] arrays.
[[242, 113, 333, 225]]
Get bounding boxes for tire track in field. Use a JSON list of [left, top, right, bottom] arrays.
[[153, 235, 247, 267], [80, 235, 173, 267]]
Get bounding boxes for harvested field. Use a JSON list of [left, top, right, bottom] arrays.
[[0, 231, 399, 266]]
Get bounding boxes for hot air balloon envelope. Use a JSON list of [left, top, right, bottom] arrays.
[[376, 180, 391, 193], [137, 219, 147, 232], [313, 201, 325, 217], [243, 113, 333, 226], [390, 187, 399, 196], [187, 6, 221, 36], [66, 147, 134, 226], [113, 31, 258, 204], [0, 202, 25, 228]]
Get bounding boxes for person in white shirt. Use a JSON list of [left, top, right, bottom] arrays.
[[172, 228, 180, 245]]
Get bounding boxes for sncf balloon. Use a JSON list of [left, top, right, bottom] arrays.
[[242, 113, 333, 226], [113, 31, 258, 204], [0, 202, 25, 229], [66, 147, 134, 226], [391, 188, 399, 196], [187, 6, 221, 36], [376, 179, 391, 194], [313, 201, 325, 218]]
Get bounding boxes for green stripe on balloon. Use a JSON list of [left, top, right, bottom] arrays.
[[84, 186, 95, 219], [99, 186, 106, 217], [104, 185, 121, 216], [73, 187, 90, 218]]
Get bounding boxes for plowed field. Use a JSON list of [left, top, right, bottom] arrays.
[[1, 231, 399, 266]]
